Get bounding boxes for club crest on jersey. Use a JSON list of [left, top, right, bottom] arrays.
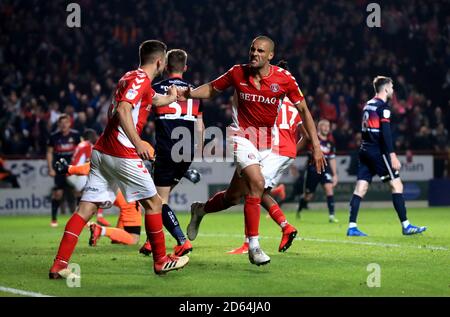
[[270, 83, 280, 92], [126, 89, 138, 100], [248, 153, 256, 160]]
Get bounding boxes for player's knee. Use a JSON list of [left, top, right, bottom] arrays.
[[304, 193, 313, 201], [247, 178, 265, 196], [52, 190, 63, 200], [141, 195, 162, 214], [77, 202, 97, 220], [354, 181, 369, 197], [391, 179, 403, 193]]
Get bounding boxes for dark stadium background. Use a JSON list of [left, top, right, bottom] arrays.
[[0, 0, 449, 177]]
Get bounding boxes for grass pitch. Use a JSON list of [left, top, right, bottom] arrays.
[[0, 207, 449, 297]]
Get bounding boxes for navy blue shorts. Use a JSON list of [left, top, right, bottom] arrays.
[[304, 164, 333, 194], [357, 148, 400, 183], [153, 154, 192, 187]]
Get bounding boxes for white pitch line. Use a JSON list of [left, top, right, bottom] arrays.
[[197, 233, 449, 251], [0, 286, 53, 297]]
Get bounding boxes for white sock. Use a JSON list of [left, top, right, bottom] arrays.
[[248, 236, 260, 249], [280, 220, 288, 228], [244, 236, 249, 243], [402, 220, 410, 228], [349, 222, 357, 228], [101, 226, 106, 236]]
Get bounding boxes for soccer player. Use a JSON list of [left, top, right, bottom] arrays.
[[227, 92, 309, 255], [180, 36, 325, 266], [141, 49, 203, 257], [49, 40, 189, 279], [347, 76, 427, 236], [66, 128, 110, 227], [46, 114, 80, 227], [297, 119, 339, 223]]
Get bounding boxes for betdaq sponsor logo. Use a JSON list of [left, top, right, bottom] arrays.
[[0, 194, 51, 211]]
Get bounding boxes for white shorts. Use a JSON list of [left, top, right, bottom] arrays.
[[81, 150, 157, 207], [261, 152, 294, 189], [66, 175, 88, 192], [227, 136, 271, 174]]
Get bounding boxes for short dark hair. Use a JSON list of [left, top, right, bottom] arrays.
[[167, 49, 187, 73], [82, 128, 97, 144], [57, 114, 70, 122], [139, 40, 167, 66], [373, 76, 393, 93]]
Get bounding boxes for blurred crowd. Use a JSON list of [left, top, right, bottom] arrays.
[[1, 0, 449, 160]]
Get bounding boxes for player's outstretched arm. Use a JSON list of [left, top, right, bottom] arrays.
[[295, 99, 327, 173], [178, 83, 219, 100], [153, 85, 178, 106], [116, 101, 153, 161]]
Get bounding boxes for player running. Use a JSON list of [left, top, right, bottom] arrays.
[[347, 76, 427, 236], [49, 40, 189, 279], [180, 36, 325, 266], [297, 119, 339, 223], [139, 49, 204, 257], [227, 91, 309, 254]]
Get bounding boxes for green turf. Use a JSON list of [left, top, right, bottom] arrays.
[[0, 207, 449, 297]]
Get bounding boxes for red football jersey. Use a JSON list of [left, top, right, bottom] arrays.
[[95, 68, 155, 159], [71, 140, 93, 165], [212, 64, 304, 149], [272, 98, 302, 158]]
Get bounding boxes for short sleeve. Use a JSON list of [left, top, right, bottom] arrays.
[[117, 76, 150, 107], [285, 75, 305, 105], [211, 66, 237, 92]]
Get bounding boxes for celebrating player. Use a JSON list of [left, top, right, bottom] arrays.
[[347, 76, 427, 236], [49, 40, 189, 279], [180, 36, 325, 266], [139, 49, 204, 257], [46, 114, 80, 227], [227, 90, 309, 254], [297, 119, 339, 223]]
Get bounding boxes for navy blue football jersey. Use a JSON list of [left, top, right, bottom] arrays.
[[361, 97, 392, 153], [152, 77, 202, 156], [47, 129, 81, 164]]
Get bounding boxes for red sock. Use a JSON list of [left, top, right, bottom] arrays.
[[244, 196, 261, 237], [145, 214, 166, 262], [55, 213, 87, 263], [97, 208, 103, 218], [268, 204, 286, 227], [204, 191, 233, 213]]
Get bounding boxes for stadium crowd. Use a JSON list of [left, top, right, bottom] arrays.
[[1, 0, 449, 175]]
